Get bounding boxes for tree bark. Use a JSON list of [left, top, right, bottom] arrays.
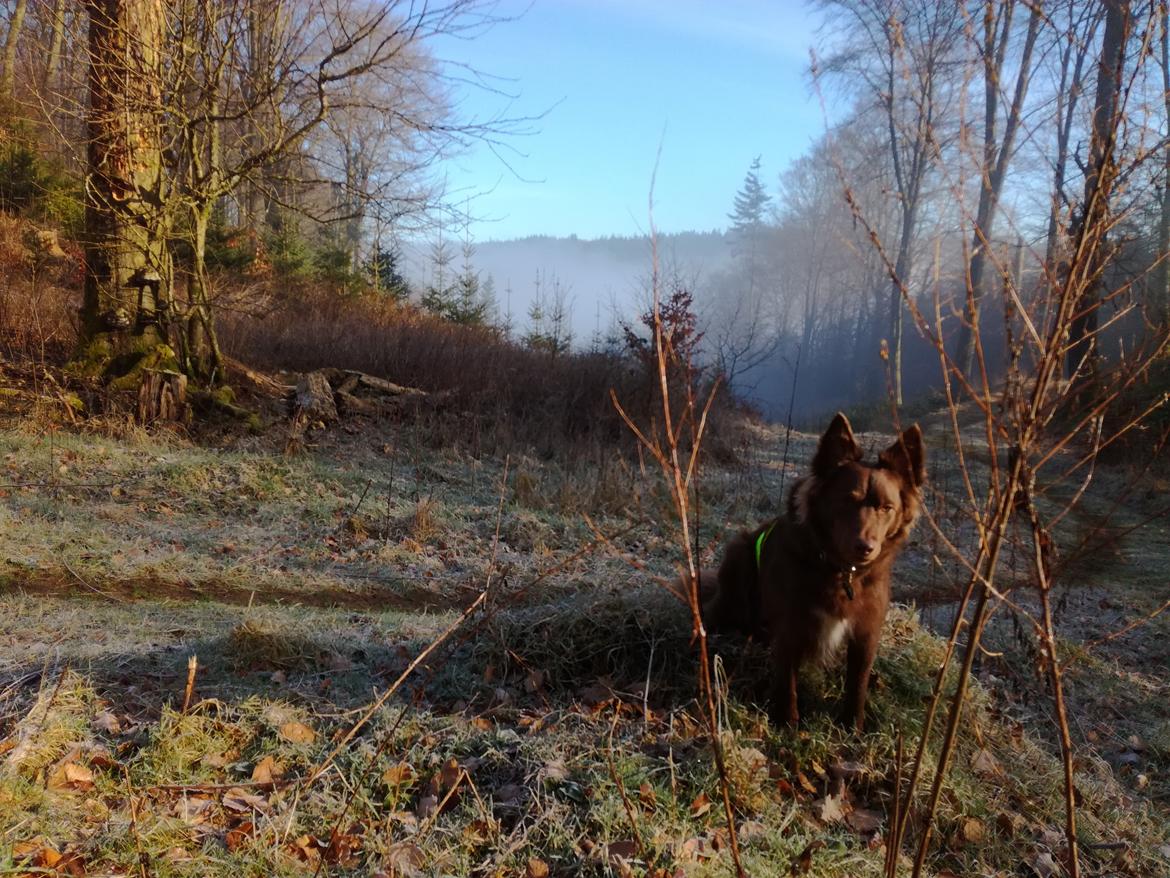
[[1158, 9, 1170, 325], [41, 0, 67, 93], [1065, 0, 1128, 380], [79, 0, 170, 373], [1, 0, 28, 100]]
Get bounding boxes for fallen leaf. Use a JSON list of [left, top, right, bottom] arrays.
[[1028, 851, 1059, 878], [416, 794, 439, 820], [175, 796, 214, 824], [790, 840, 824, 874], [279, 721, 316, 744], [639, 781, 657, 812], [11, 840, 41, 859], [37, 847, 62, 868], [795, 769, 818, 795], [383, 762, 415, 788], [1037, 827, 1063, 849], [439, 757, 462, 791], [92, 710, 121, 734], [679, 836, 714, 862], [737, 820, 768, 843], [845, 807, 883, 834], [226, 820, 255, 852], [607, 839, 640, 874], [526, 857, 550, 878], [543, 758, 569, 782], [385, 841, 424, 878], [996, 811, 1027, 837], [814, 792, 847, 824], [48, 761, 94, 791], [690, 791, 712, 818], [222, 787, 269, 814], [959, 817, 985, 844], [464, 817, 496, 844], [290, 834, 324, 864], [325, 828, 362, 867], [734, 746, 769, 779], [251, 755, 283, 786], [970, 748, 1002, 778], [525, 668, 546, 692]]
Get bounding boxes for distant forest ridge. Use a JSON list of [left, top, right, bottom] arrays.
[[401, 228, 736, 342]]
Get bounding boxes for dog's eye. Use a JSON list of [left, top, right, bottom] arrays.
[[881, 503, 896, 513]]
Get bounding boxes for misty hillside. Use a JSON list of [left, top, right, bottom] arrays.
[[403, 230, 733, 342]]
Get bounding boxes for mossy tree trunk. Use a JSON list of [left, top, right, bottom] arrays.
[[77, 0, 175, 385]]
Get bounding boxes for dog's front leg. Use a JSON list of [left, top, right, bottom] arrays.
[[842, 632, 879, 730], [769, 645, 800, 727]]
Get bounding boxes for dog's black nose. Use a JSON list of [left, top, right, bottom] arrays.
[[855, 539, 877, 559]]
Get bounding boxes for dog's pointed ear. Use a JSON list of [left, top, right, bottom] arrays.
[[813, 412, 862, 476], [880, 424, 926, 487]]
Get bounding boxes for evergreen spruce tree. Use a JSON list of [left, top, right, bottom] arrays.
[[451, 229, 489, 324], [365, 242, 411, 301], [421, 223, 456, 316], [728, 156, 772, 258]]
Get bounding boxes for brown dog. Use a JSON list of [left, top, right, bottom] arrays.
[[704, 413, 925, 729]]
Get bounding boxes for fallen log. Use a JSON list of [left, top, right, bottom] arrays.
[[350, 371, 427, 398]]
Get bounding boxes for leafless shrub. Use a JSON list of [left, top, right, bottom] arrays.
[[814, 3, 1170, 877]]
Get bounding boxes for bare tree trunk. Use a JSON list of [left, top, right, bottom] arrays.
[[1065, 0, 1129, 380], [187, 204, 224, 382], [890, 210, 915, 405], [955, 0, 1042, 376], [43, 0, 67, 93], [1, 0, 28, 100], [79, 0, 170, 372], [1158, 7, 1170, 325], [1045, 4, 1097, 285]]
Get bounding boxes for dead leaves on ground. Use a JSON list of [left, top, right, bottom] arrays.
[[277, 720, 316, 744], [10, 841, 86, 876]]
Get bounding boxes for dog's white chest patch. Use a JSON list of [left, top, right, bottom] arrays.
[[813, 613, 851, 666]]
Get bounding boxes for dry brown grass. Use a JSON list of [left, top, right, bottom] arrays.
[[218, 286, 744, 458]]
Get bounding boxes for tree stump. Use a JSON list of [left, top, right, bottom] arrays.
[[137, 369, 189, 425], [293, 370, 339, 425]]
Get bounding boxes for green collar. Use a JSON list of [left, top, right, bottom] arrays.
[[754, 521, 776, 569]]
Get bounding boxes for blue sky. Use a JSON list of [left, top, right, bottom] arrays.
[[435, 0, 828, 241]]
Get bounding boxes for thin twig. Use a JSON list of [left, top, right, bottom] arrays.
[[606, 706, 647, 862], [180, 655, 198, 714]]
